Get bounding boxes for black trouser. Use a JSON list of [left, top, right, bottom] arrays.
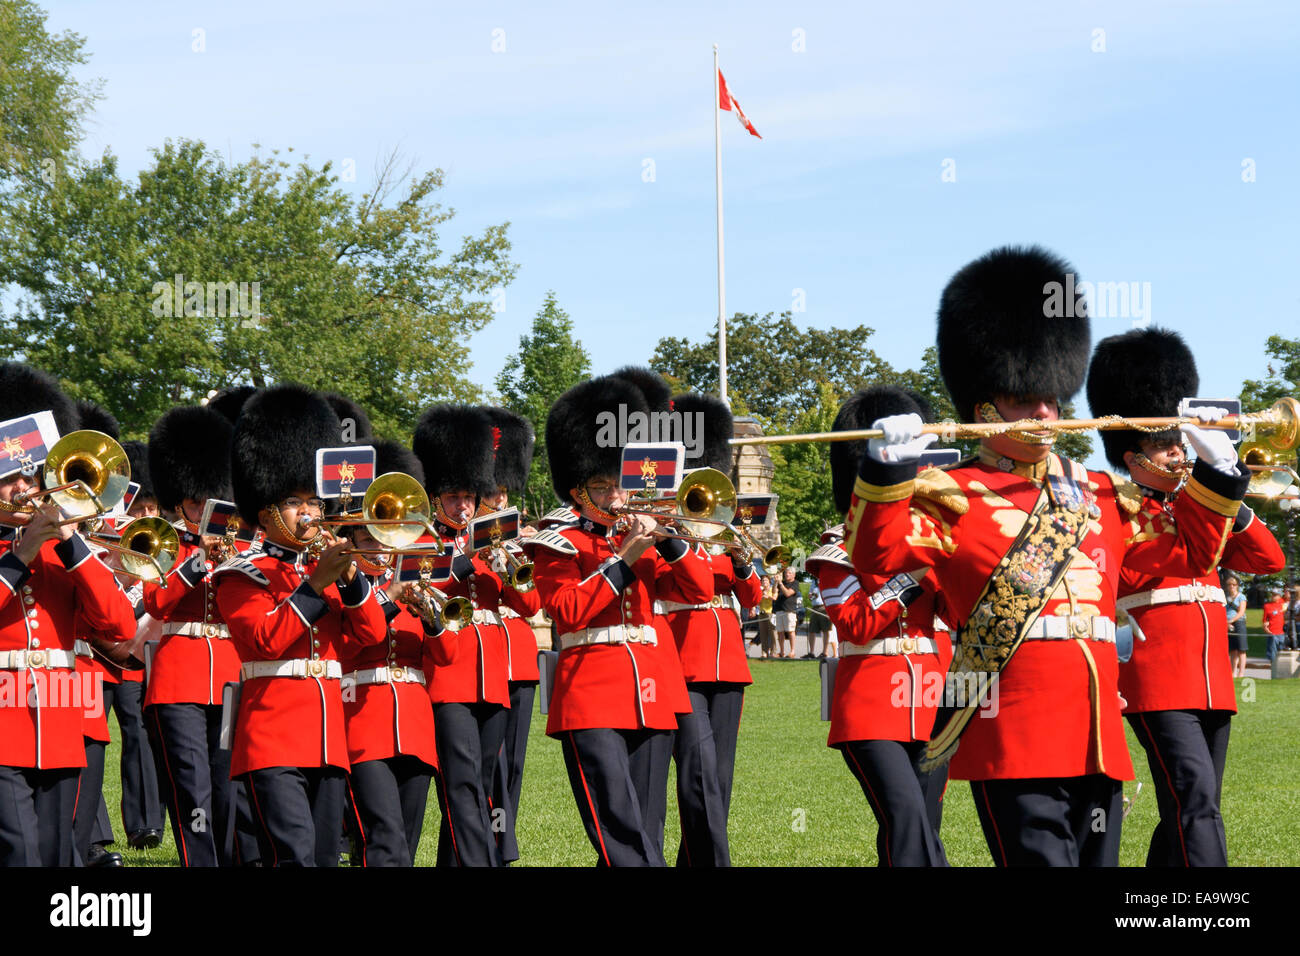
[[104, 680, 163, 837], [1128, 709, 1231, 867], [840, 739, 949, 867], [645, 727, 674, 858], [146, 702, 236, 866], [347, 756, 433, 867], [0, 766, 79, 867], [243, 766, 346, 867], [491, 681, 537, 864], [560, 727, 670, 867], [73, 738, 108, 863], [971, 774, 1123, 867], [432, 701, 507, 867], [674, 683, 744, 867]]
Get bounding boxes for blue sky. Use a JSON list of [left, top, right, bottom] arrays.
[[47, 0, 1300, 459]]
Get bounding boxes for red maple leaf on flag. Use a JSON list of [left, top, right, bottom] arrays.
[[718, 70, 761, 139]]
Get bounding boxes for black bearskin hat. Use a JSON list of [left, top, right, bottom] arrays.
[[372, 438, 425, 487], [231, 385, 340, 524], [203, 385, 258, 425], [937, 245, 1091, 421], [323, 392, 374, 442], [1086, 327, 1198, 471], [75, 400, 120, 439], [148, 406, 236, 512], [829, 386, 933, 514], [412, 405, 496, 498], [670, 392, 733, 473], [121, 440, 154, 502], [547, 375, 648, 505], [611, 365, 672, 413], [484, 407, 535, 495], [0, 362, 79, 437]]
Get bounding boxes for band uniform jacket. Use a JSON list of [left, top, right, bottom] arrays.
[[662, 546, 761, 685], [0, 533, 136, 768], [340, 577, 440, 769], [527, 517, 712, 734], [808, 540, 951, 746], [213, 542, 387, 776], [143, 531, 243, 707], [1118, 499, 1283, 714], [846, 453, 1248, 782], [498, 549, 542, 683], [426, 521, 511, 708]]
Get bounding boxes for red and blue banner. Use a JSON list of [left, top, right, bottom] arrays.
[[734, 493, 777, 528], [470, 508, 520, 551], [315, 446, 376, 500], [619, 442, 685, 493], [0, 411, 59, 478], [199, 498, 257, 543]]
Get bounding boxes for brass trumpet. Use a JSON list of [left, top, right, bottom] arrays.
[[401, 581, 473, 633], [89, 516, 180, 583], [10, 431, 132, 523], [480, 518, 533, 592]]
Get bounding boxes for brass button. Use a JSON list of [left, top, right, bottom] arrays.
[[313, 640, 320, 649], [28, 650, 46, 667], [23, 597, 34, 606], [30, 638, 40, 649]]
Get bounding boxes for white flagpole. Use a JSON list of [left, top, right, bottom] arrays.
[[713, 44, 728, 405]]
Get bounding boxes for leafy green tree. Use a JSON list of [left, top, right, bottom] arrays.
[[495, 291, 591, 518], [1, 141, 516, 438], [1241, 335, 1300, 410]]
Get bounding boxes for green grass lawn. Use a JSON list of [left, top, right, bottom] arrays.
[[103, 661, 1300, 866]]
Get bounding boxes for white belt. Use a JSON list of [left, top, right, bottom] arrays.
[[163, 621, 230, 639], [471, 608, 502, 627], [241, 658, 343, 680], [499, 607, 520, 620], [559, 624, 659, 649], [1023, 615, 1117, 643], [841, 636, 939, 657], [1117, 585, 1225, 613], [344, 666, 427, 687], [74, 639, 92, 658], [0, 648, 78, 669], [659, 596, 732, 613]]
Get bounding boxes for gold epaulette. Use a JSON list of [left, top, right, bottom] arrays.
[[914, 466, 969, 516], [1104, 471, 1143, 517]]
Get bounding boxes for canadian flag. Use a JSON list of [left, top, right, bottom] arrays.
[[718, 70, 761, 139]]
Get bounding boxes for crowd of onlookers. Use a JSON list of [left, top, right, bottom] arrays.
[[742, 565, 838, 660], [1262, 582, 1300, 664]]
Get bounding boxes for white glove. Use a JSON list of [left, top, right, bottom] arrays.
[[867, 413, 937, 464], [1181, 423, 1238, 475]]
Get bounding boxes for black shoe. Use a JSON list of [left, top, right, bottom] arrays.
[[86, 844, 124, 867], [127, 828, 162, 850]]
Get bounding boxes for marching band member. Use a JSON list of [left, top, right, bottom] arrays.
[[846, 247, 1251, 866], [1087, 328, 1284, 865], [809, 385, 950, 866], [0, 364, 135, 866], [412, 404, 512, 867], [213, 385, 387, 867], [525, 374, 711, 866], [142, 404, 246, 866], [658, 392, 761, 867], [481, 407, 543, 864], [339, 439, 440, 867]]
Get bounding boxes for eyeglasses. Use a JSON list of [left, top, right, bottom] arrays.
[[281, 497, 326, 512], [584, 481, 618, 496]]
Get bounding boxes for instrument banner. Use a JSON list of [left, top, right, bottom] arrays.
[[620, 442, 684, 493], [315, 445, 376, 499], [469, 508, 519, 551], [199, 499, 257, 543], [0, 410, 59, 478], [397, 545, 454, 585], [734, 493, 777, 527]]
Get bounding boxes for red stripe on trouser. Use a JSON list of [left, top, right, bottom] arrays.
[[570, 732, 610, 866], [976, 781, 1009, 867], [435, 771, 461, 865], [1136, 713, 1190, 866], [845, 747, 892, 867], [152, 709, 190, 867], [345, 778, 367, 867], [245, 775, 278, 868]]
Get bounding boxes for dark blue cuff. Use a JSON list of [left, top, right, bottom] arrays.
[[54, 534, 94, 570], [899, 583, 924, 607], [733, 560, 755, 579], [336, 572, 370, 608], [0, 551, 32, 593], [176, 551, 208, 588], [1232, 503, 1254, 534], [133, 598, 147, 621], [421, 613, 445, 637], [450, 554, 475, 581], [857, 451, 919, 488], [655, 537, 688, 563], [1191, 459, 1249, 501], [288, 581, 330, 626], [382, 599, 401, 623], [601, 558, 636, 592]]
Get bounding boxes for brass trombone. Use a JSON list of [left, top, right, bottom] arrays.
[[613, 468, 737, 539], [11, 431, 132, 523], [1241, 441, 1299, 499], [89, 516, 180, 584], [307, 473, 442, 548]]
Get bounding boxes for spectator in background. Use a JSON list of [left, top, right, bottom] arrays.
[[805, 582, 830, 659], [759, 576, 778, 660], [1263, 587, 1286, 663], [1285, 587, 1300, 651], [774, 567, 800, 659], [1224, 574, 1249, 677]]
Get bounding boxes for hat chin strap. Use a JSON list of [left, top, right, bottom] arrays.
[[436, 501, 468, 531], [575, 486, 619, 525], [267, 504, 315, 548], [1129, 453, 1186, 493]]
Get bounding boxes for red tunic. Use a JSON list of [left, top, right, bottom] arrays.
[[424, 521, 511, 707], [846, 454, 1246, 782], [0, 532, 136, 768], [341, 578, 439, 769], [142, 532, 243, 707], [810, 543, 950, 745], [499, 570, 542, 683], [1118, 498, 1283, 714], [526, 518, 711, 734], [662, 547, 760, 685], [213, 541, 387, 776]]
